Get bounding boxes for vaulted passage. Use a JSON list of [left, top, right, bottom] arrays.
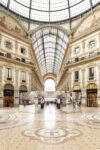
[[32, 26, 68, 75]]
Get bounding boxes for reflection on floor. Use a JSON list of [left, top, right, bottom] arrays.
[[0, 104, 100, 150]]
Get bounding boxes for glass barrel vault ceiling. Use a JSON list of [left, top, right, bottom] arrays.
[[32, 26, 68, 75], [1, 0, 99, 23]]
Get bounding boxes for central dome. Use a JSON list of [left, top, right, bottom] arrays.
[[1, 0, 99, 23]]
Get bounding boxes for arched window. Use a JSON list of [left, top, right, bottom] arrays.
[[19, 85, 27, 92], [4, 84, 14, 90], [44, 79, 56, 91]]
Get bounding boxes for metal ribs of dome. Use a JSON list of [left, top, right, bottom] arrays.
[[32, 26, 68, 76], [0, 0, 100, 23]]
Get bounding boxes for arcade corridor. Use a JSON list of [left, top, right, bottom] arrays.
[[0, 1, 100, 150]]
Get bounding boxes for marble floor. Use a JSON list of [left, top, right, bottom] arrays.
[[0, 104, 100, 150]]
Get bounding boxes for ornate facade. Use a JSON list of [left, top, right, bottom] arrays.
[[0, 4, 100, 107], [0, 12, 43, 107], [57, 9, 100, 106]]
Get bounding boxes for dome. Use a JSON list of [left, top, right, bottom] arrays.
[[1, 0, 99, 23]]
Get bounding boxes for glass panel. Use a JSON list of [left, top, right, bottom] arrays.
[[92, 0, 100, 5], [50, 0, 68, 11], [70, 0, 90, 17], [1, 0, 99, 22], [32, 26, 68, 75], [1, 0, 8, 6], [50, 9, 69, 22], [31, 10, 49, 21], [15, 0, 30, 7], [10, 0, 29, 18], [31, 0, 49, 11]]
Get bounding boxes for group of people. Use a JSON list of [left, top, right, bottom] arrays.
[[39, 95, 61, 109], [37, 93, 81, 110], [70, 93, 81, 110]]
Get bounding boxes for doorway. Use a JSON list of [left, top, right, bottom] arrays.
[[3, 84, 14, 107], [44, 79, 56, 103], [44, 79, 56, 92], [87, 83, 97, 107], [19, 85, 27, 104]]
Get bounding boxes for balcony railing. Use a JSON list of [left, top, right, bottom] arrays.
[[66, 50, 100, 66], [22, 80, 26, 83], [6, 53, 11, 58], [0, 52, 4, 56], [7, 77, 12, 80], [0, 52, 33, 66], [74, 79, 79, 82], [15, 58, 20, 61], [21, 58, 26, 63], [89, 76, 94, 80]]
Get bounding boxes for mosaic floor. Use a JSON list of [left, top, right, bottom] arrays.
[[0, 104, 100, 150]]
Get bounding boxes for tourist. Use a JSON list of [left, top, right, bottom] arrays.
[[57, 96, 61, 109], [40, 96, 45, 109]]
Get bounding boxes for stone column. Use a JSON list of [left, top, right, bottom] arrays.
[[0, 34, 2, 48], [81, 68, 87, 106], [14, 69, 19, 106], [97, 66, 100, 106], [28, 72, 32, 92], [82, 69, 85, 88], [0, 67, 3, 107]]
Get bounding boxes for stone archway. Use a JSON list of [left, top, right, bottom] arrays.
[[3, 84, 14, 107], [19, 85, 27, 93]]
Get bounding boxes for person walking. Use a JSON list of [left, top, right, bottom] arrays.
[[57, 96, 61, 109], [40, 96, 45, 109]]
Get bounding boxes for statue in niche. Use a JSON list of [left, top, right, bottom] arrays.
[[14, 25, 21, 33], [14, 25, 26, 37]]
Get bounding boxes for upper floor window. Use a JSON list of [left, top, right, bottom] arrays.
[[74, 71, 79, 82], [20, 47, 26, 54], [6, 68, 12, 80], [88, 40, 96, 49], [74, 47, 80, 54], [21, 71, 26, 82], [5, 40, 12, 49], [89, 67, 94, 80]]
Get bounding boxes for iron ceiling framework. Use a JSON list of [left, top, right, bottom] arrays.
[[0, 0, 99, 77], [32, 26, 68, 76], [0, 0, 99, 23]]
